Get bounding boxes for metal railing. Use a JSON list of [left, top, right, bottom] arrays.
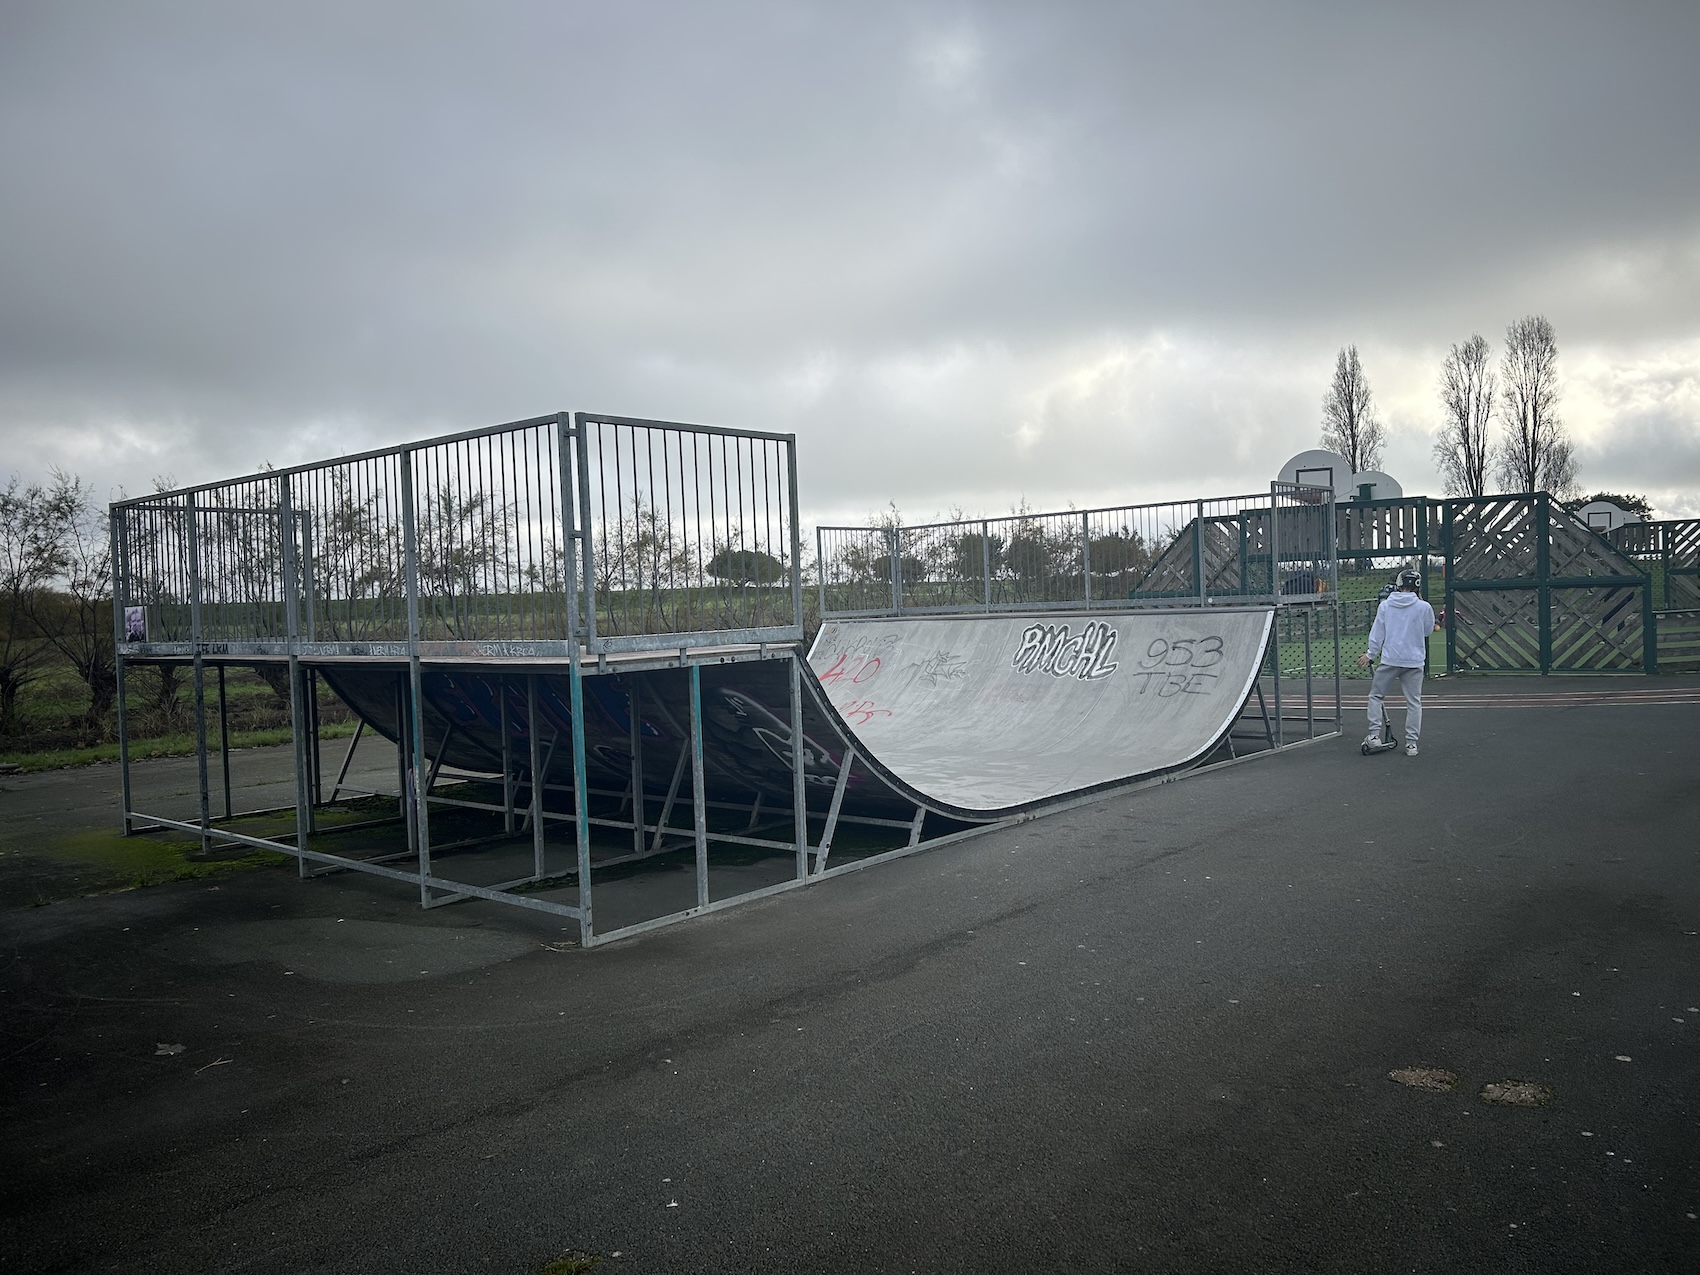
[[816, 483, 1336, 619], [111, 412, 805, 658]]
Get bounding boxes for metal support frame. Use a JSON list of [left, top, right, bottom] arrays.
[[105, 409, 1341, 952]]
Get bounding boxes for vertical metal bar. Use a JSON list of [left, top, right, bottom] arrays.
[[569, 652, 593, 945], [982, 519, 992, 611], [628, 676, 645, 859], [186, 495, 210, 854], [309, 668, 322, 810], [500, 674, 515, 834], [302, 520, 316, 642], [816, 526, 827, 620], [1082, 511, 1092, 607], [400, 450, 432, 904], [689, 664, 709, 909], [573, 415, 598, 652], [557, 413, 579, 646], [1332, 594, 1342, 735], [395, 674, 413, 838], [110, 511, 134, 835], [279, 477, 314, 861], [1193, 500, 1206, 605], [528, 674, 546, 881], [218, 664, 232, 818], [1303, 604, 1314, 739], [786, 437, 803, 633], [889, 526, 901, 615], [790, 651, 808, 881]]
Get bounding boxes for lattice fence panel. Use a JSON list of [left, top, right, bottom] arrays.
[[1549, 587, 1644, 671], [1451, 589, 1540, 671], [1548, 504, 1643, 579], [1136, 517, 1244, 596], [1654, 609, 1700, 673], [1449, 498, 1540, 581]]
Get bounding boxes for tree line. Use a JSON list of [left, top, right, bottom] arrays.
[[1320, 314, 1586, 500], [0, 471, 114, 738]]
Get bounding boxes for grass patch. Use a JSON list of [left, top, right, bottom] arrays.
[[541, 1254, 602, 1275], [0, 721, 358, 773], [32, 828, 290, 893]]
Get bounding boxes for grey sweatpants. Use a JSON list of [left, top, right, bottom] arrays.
[[1367, 664, 1423, 744]]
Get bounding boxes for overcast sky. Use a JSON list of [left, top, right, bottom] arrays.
[[3, 0, 1698, 522]]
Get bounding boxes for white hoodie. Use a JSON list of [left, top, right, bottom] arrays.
[[1368, 590, 1436, 668]]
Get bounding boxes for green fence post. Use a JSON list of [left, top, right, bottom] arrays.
[[1536, 494, 1552, 674], [1443, 502, 1456, 674], [1643, 574, 1658, 674]]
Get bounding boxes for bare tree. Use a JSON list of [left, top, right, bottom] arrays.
[[1320, 345, 1385, 474], [1433, 334, 1496, 497], [1496, 315, 1576, 497], [24, 471, 116, 732], [0, 477, 68, 734]]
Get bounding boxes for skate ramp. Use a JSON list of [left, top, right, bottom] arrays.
[[317, 607, 1273, 823], [808, 609, 1273, 812]]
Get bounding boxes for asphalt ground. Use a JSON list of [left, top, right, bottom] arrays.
[[1, 674, 1696, 1273]]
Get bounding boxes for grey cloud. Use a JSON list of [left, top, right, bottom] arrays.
[[2, 1, 1697, 515]]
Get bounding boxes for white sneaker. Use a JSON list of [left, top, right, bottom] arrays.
[[1363, 733, 1382, 748], [1404, 742, 1418, 756]]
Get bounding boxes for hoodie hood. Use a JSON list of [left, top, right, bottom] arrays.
[[1387, 591, 1421, 607]]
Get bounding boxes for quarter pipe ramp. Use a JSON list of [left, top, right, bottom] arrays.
[[317, 607, 1275, 824]]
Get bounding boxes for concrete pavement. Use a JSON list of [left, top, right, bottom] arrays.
[[1, 677, 1695, 1273]]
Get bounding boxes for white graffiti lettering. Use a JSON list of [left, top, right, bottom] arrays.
[[1011, 621, 1120, 681]]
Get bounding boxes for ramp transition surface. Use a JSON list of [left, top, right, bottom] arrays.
[[318, 607, 1274, 823]]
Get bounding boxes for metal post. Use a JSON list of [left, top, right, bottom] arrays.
[[1193, 500, 1206, 605], [395, 673, 413, 840], [528, 674, 546, 880], [889, 526, 901, 616], [571, 415, 598, 653], [186, 494, 210, 854], [1303, 604, 1314, 739], [557, 413, 581, 648], [787, 438, 804, 633], [399, 450, 432, 904], [816, 526, 828, 621], [569, 652, 593, 945], [499, 675, 515, 834], [981, 520, 992, 611], [280, 477, 314, 868], [309, 668, 323, 811], [1082, 512, 1092, 607], [109, 511, 134, 835], [689, 664, 709, 909], [301, 520, 316, 643], [1332, 595, 1342, 735], [628, 676, 645, 859], [218, 664, 232, 818], [790, 651, 808, 881]]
